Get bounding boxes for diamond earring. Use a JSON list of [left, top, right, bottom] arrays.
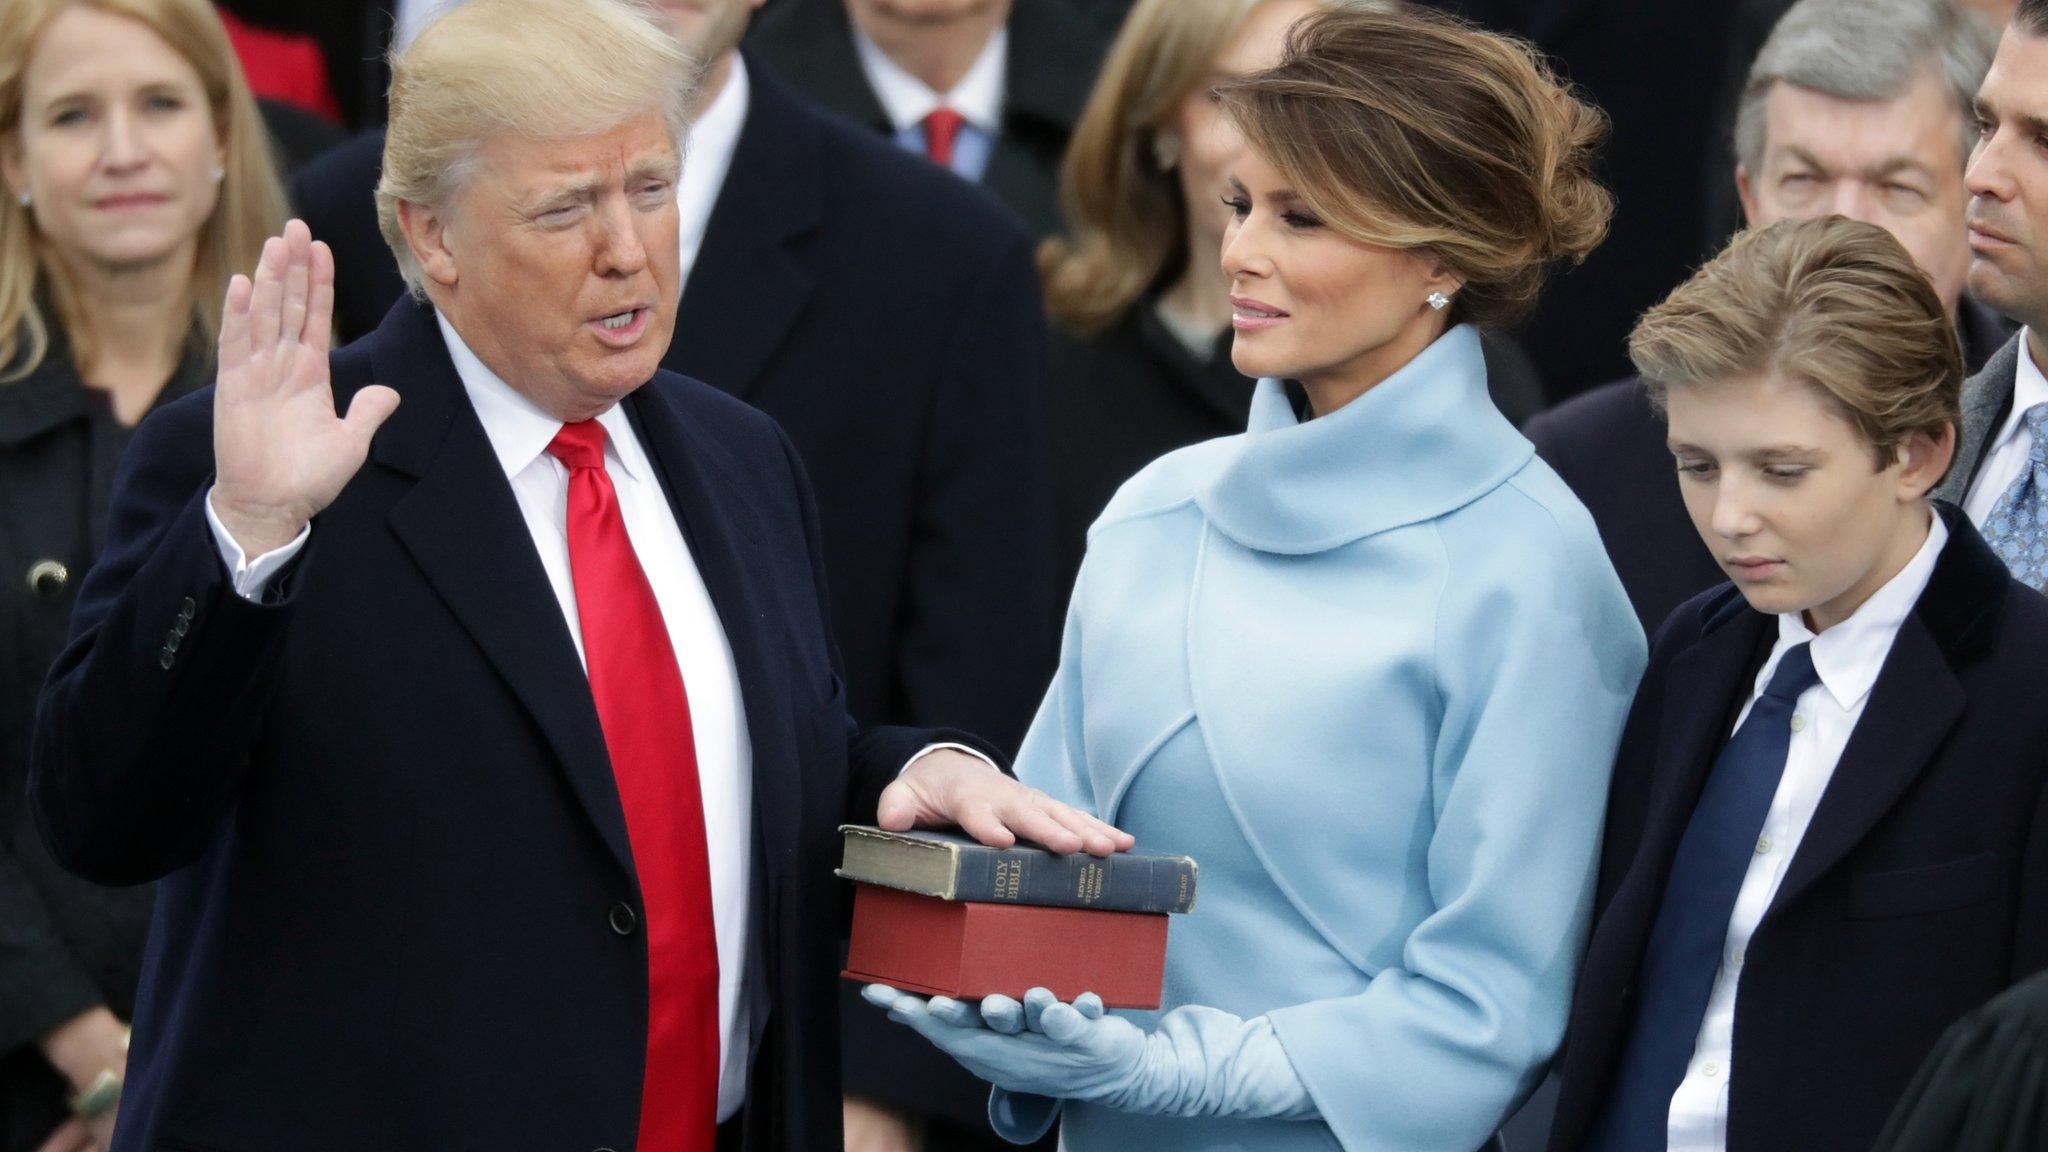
[[1427, 291, 1451, 311]]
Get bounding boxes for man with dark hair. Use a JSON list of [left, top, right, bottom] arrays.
[[1931, 0, 2048, 592]]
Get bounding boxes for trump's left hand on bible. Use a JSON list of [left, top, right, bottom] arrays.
[[879, 748, 1133, 856]]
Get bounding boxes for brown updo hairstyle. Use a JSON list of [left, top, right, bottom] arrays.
[[1217, 5, 1612, 327]]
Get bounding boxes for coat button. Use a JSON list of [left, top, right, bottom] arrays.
[[158, 648, 175, 670], [26, 560, 68, 596], [173, 616, 190, 637], [608, 902, 637, 936], [179, 596, 197, 619]]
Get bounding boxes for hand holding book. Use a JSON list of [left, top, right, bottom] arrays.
[[862, 984, 1319, 1139]]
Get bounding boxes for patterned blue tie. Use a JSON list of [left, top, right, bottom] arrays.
[[1582, 642, 1821, 1152], [1982, 404, 2048, 592]]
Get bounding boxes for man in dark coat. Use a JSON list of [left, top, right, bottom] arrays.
[[28, 3, 1120, 1149], [745, 0, 1107, 238], [290, 14, 1058, 1138]]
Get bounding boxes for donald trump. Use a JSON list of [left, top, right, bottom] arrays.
[[28, 1, 1125, 1148]]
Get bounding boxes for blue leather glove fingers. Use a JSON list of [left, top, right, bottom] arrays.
[[980, 994, 1026, 1035], [868, 985, 1313, 1122], [1016, 986, 1103, 1034], [871, 985, 1150, 1101], [927, 996, 986, 1030]]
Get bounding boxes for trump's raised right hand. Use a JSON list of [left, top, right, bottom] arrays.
[[211, 219, 399, 556]]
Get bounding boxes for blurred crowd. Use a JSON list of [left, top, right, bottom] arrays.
[[6, 1, 2048, 1151]]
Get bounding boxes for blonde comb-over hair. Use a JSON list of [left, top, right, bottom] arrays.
[[375, 0, 698, 297]]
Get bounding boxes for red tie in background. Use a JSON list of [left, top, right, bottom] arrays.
[[547, 421, 720, 1151], [923, 106, 966, 168]]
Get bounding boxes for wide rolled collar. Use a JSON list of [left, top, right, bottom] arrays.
[[1195, 324, 1532, 554]]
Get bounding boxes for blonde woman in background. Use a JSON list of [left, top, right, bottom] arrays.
[[1041, 0, 1549, 593], [0, 2, 283, 1147]]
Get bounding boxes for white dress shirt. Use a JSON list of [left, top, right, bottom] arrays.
[[676, 55, 751, 289], [1664, 511, 1949, 1152], [207, 315, 757, 1120], [1962, 327, 2048, 526], [852, 23, 1006, 182]]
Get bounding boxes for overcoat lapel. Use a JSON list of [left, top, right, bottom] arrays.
[[1769, 622, 1964, 914], [365, 302, 634, 878], [1770, 507, 2003, 913]]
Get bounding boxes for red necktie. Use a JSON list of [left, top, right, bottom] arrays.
[[547, 421, 720, 1151], [923, 106, 966, 168]]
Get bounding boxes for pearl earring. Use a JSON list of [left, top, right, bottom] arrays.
[[213, 165, 225, 183], [1427, 291, 1451, 311], [1151, 132, 1181, 172], [14, 190, 27, 208]]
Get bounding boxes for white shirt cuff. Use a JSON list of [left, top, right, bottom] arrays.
[[205, 487, 311, 602], [900, 741, 999, 776]]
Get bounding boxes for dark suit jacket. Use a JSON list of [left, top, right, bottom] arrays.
[[1528, 302, 2018, 636], [1546, 505, 2048, 1152], [1874, 967, 2048, 1152], [29, 297, 998, 1152], [745, 0, 1106, 238]]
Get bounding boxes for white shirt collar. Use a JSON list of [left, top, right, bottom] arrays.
[[1988, 326, 2048, 452], [677, 54, 751, 286], [851, 24, 1006, 133], [1772, 509, 1948, 712], [434, 309, 647, 482]]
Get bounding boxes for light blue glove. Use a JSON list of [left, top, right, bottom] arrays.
[[862, 985, 1318, 1124]]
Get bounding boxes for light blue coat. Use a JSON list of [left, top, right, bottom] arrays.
[[1015, 325, 1647, 1150]]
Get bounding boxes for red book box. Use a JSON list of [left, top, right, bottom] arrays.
[[842, 883, 1169, 1009]]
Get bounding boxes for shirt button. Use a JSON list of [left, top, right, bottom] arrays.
[[1789, 714, 1807, 732], [608, 901, 638, 936], [1755, 835, 1772, 855], [1729, 947, 1745, 967], [1702, 1062, 1722, 1079]]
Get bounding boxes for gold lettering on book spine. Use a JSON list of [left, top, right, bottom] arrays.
[[993, 859, 1023, 900], [1077, 862, 1104, 903]]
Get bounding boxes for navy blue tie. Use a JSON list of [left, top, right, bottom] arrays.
[[1582, 642, 1821, 1152]]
